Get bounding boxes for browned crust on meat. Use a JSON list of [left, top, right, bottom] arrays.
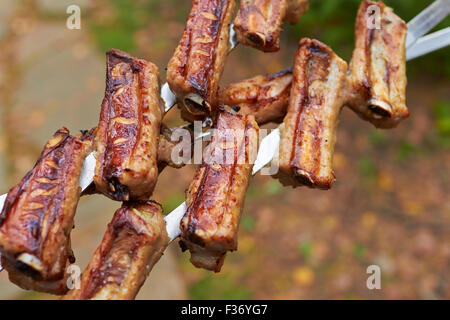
[[276, 38, 348, 189], [219, 68, 293, 124], [62, 201, 169, 300], [0, 127, 94, 295], [347, 0, 408, 128], [180, 109, 259, 272], [167, 0, 235, 119], [233, 0, 308, 52], [94, 49, 163, 201], [234, 0, 287, 52]]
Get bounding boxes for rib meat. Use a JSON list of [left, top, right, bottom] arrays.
[[347, 0, 408, 128], [180, 109, 259, 272], [167, 0, 236, 119], [276, 38, 348, 189], [94, 49, 163, 201], [0, 128, 95, 294], [62, 201, 169, 300], [219, 68, 293, 125], [233, 0, 309, 52]]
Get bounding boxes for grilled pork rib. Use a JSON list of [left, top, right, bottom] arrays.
[[219, 68, 293, 125], [234, 0, 309, 52], [62, 201, 169, 300], [276, 38, 348, 189], [347, 0, 408, 128], [180, 109, 259, 272], [94, 49, 163, 201], [0, 128, 94, 294], [167, 0, 236, 119]]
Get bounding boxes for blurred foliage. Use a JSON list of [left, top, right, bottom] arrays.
[[245, 180, 283, 203], [368, 130, 388, 147], [264, 180, 283, 195], [189, 274, 252, 300], [298, 240, 313, 260], [245, 184, 262, 202], [241, 215, 257, 231], [396, 140, 417, 160], [89, 0, 151, 53], [353, 244, 367, 258], [358, 156, 378, 183], [162, 191, 185, 214], [432, 100, 450, 148], [88, 0, 185, 53]]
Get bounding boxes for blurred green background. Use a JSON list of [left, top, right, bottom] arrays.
[[0, 0, 449, 299]]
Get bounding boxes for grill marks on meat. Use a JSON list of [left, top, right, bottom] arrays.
[[347, 0, 408, 128], [234, 0, 309, 52], [0, 128, 94, 294], [62, 201, 169, 300], [180, 110, 259, 272], [95, 49, 163, 201], [167, 0, 236, 119], [219, 68, 293, 125], [276, 38, 348, 189]]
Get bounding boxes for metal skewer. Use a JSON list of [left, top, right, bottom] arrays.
[[405, 0, 450, 49], [407, 27, 450, 60]]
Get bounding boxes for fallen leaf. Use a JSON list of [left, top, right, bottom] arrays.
[[293, 266, 315, 286], [362, 211, 377, 228]]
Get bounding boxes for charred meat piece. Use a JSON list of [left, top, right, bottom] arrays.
[[233, 0, 308, 52], [219, 68, 293, 125], [0, 128, 94, 295], [62, 201, 169, 300], [167, 0, 236, 119], [94, 49, 163, 201], [180, 109, 259, 272], [347, 0, 408, 128], [276, 38, 348, 189]]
